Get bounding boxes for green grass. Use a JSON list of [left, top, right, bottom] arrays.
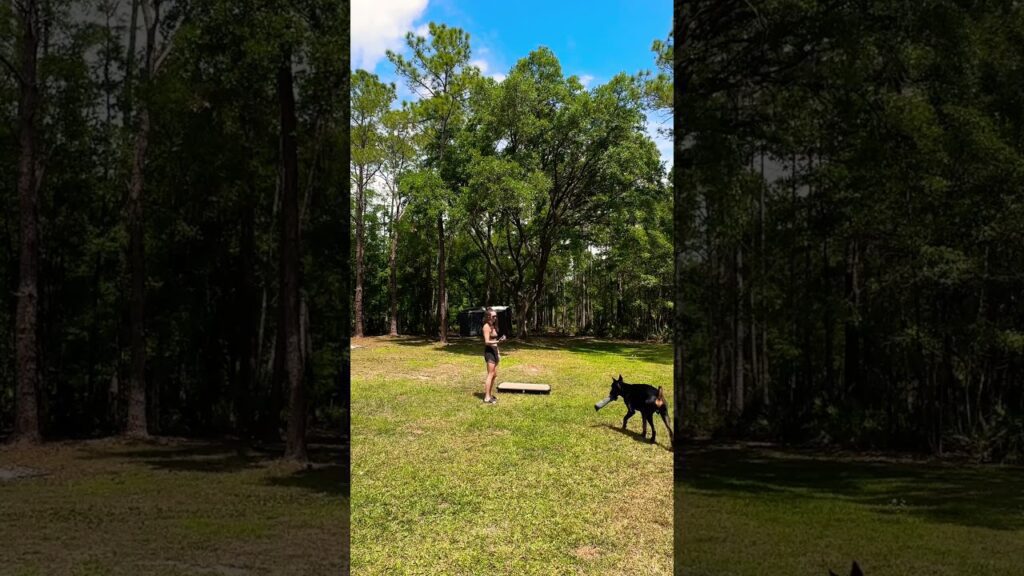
[[679, 443, 1024, 575], [17, 337, 1013, 575], [350, 336, 674, 576], [0, 437, 346, 575]]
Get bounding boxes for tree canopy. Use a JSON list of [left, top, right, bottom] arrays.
[[352, 24, 673, 342], [0, 0, 347, 450], [676, 0, 1024, 461]]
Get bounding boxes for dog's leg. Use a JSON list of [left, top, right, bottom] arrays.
[[641, 415, 648, 439], [660, 411, 674, 446], [647, 413, 657, 444], [622, 409, 635, 431]]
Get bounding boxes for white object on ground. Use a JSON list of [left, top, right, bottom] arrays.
[[497, 382, 551, 393]]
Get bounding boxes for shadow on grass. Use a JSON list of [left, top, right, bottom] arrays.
[[78, 441, 271, 474], [469, 391, 537, 402], [559, 339, 673, 366], [389, 335, 673, 365], [265, 464, 346, 497], [594, 423, 673, 452], [681, 442, 1024, 531], [80, 437, 343, 475]]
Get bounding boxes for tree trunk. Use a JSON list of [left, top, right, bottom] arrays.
[[939, 314, 952, 457], [844, 239, 861, 403], [673, 40, 685, 447], [123, 0, 140, 123], [148, 343, 161, 435], [526, 235, 557, 338], [125, 105, 150, 438], [237, 201, 257, 438], [437, 213, 447, 344], [102, 6, 113, 126], [278, 55, 306, 462], [263, 325, 283, 441], [750, 269, 758, 408], [974, 246, 989, 432], [801, 154, 813, 405], [388, 228, 399, 336], [340, 57, 352, 511], [13, 0, 42, 444], [759, 149, 769, 407], [788, 153, 797, 404], [708, 244, 718, 416], [255, 177, 278, 396], [823, 236, 834, 397], [354, 173, 365, 338], [748, 152, 758, 404], [516, 292, 532, 338], [733, 242, 745, 417], [123, 0, 170, 439]]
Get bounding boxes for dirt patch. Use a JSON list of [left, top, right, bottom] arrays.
[[573, 545, 602, 560], [0, 466, 47, 481], [145, 561, 253, 575]]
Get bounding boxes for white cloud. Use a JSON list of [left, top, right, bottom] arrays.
[[470, 59, 490, 74], [579, 74, 595, 88], [352, 0, 430, 71], [471, 58, 507, 83]]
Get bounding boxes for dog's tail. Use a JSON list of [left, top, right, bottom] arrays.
[[655, 386, 666, 409]]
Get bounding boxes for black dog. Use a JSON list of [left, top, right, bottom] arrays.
[[595, 375, 673, 446], [829, 561, 863, 576]]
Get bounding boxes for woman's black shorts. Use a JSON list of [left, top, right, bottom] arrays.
[[484, 345, 499, 365]]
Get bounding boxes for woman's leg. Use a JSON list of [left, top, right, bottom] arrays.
[[484, 362, 496, 401], [483, 363, 490, 400]]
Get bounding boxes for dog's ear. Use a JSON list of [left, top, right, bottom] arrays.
[[850, 561, 863, 576], [828, 571, 840, 576]]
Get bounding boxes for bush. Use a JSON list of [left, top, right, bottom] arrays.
[[949, 407, 1024, 464]]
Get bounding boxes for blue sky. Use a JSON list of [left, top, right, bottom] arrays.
[[351, 0, 673, 166]]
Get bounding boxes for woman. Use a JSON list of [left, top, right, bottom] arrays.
[[482, 307, 505, 404]]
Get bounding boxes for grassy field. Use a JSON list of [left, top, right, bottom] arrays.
[[350, 336, 674, 576], [15, 336, 1015, 576], [0, 437, 345, 575], [679, 442, 1024, 575]]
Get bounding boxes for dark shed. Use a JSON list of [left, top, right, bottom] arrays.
[[457, 306, 513, 338]]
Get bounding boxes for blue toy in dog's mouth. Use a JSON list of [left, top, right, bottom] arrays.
[[594, 397, 612, 411]]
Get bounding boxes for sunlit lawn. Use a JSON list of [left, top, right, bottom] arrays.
[[351, 336, 674, 576]]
